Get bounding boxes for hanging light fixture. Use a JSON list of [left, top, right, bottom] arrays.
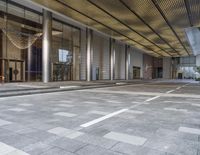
[[0, 16, 62, 50]]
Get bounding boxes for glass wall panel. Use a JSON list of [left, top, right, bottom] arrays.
[[52, 21, 80, 81], [0, 0, 81, 82], [0, 0, 42, 82]]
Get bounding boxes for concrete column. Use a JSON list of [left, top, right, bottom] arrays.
[[42, 9, 52, 83], [163, 57, 172, 79], [86, 28, 93, 81], [110, 38, 115, 80], [125, 45, 130, 80], [196, 55, 200, 66]]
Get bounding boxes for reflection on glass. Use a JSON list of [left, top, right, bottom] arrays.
[[52, 21, 80, 81], [0, 1, 81, 82], [58, 49, 72, 64]]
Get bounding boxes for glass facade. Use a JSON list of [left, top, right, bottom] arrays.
[[51, 20, 80, 81], [0, 0, 80, 82]]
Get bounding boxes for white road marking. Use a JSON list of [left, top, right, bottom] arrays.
[[83, 101, 98, 104], [59, 100, 73, 103], [54, 112, 77, 117], [164, 107, 188, 112], [116, 82, 127, 85], [145, 96, 160, 102], [183, 83, 190, 87], [19, 103, 33, 106], [104, 132, 146, 146], [107, 100, 122, 103], [164, 101, 173, 103], [191, 103, 200, 107], [179, 127, 200, 135], [57, 104, 74, 108], [60, 86, 79, 89], [80, 109, 128, 128], [131, 101, 141, 104], [176, 87, 181, 90], [166, 90, 175, 94], [8, 108, 26, 112]]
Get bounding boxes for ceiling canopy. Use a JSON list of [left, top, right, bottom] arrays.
[[31, 0, 200, 57]]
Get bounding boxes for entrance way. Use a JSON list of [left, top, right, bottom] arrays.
[[133, 66, 141, 79], [53, 63, 73, 81], [178, 73, 183, 79], [0, 59, 25, 82]]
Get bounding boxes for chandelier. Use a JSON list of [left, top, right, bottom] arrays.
[[0, 16, 43, 50], [1, 28, 42, 50], [0, 16, 62, 50]]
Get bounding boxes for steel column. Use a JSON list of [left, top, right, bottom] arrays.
[[86, 28, 93, 81], [110, 38, 115, 80], [125, 45, 130, 80], [42, 9, 52, 83]]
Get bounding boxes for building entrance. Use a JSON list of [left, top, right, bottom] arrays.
[[53, 63, 73, 81], [0, 59, 24, 82], [133, 66, 141, 79]]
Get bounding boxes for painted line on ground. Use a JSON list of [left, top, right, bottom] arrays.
[[191, 103, 200, 107], [81, 94, 161, 128], [179, 127, 200, 135], [176, 87, 181, 90], [164, 107, 188, 113], [80, 109, 128, 128], [145, 96, 160, 102], [166, 90, 175, 94]]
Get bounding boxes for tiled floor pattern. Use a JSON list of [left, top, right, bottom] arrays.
[[0, 81, 199, 154]]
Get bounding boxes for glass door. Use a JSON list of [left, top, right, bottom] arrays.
[[133, 66, 141, 79], [8, 60, 24, 82], [53, 63, 73, 81]]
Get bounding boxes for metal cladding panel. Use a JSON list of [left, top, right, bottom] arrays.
[[188, 0, 200, 26], [130, 48, 144, 79], [93, 32, 110, 80], [163, 57, 172, 79], [185, 27, 200, 56], [80, 29, 87, 80], [156, 0, 192, 55], [114, 41, 125, 80]]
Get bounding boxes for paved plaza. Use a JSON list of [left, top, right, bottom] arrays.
[[0, 80, 200, 155]]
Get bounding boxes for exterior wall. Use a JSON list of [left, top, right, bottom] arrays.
[[152, 57, 163, 79], [177, 56, 196, 79], [153, 58, 163, 68], [163, 57, 172, 79], [114, 41, 125, 80], [143, 54, 153, 79], [0, 0, 157, 82], [130, 48, 143, 79], [92, 32, 110, 80]]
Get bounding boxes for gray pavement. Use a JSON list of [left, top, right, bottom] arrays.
[[0, 80, 199, 155]]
